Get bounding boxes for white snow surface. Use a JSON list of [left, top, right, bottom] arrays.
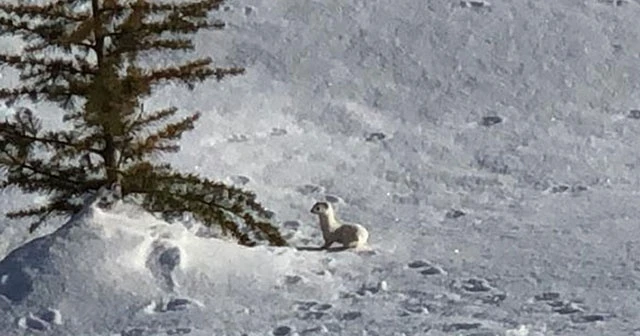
[[2, 0, 640, 335]]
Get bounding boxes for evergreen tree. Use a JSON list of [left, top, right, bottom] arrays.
[[0, 0, 286, 246]]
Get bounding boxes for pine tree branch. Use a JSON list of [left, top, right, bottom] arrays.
[[6, 198, 83, 233], [0, 18, 67, 44], [1, 112, 102, 155], [0, 83, 89, 103], [1, 158, 95, 194], [0, 2, 91, 22], [105, 0, 224, 15], [121, 112, 199, 161], [125, 107, 178, 135], [141, 60, 245, 89], [1, 55, 98, 79]]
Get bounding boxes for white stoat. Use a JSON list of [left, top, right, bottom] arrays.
[[310, 201, 369, 250]]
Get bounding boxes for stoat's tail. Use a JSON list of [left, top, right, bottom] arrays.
[[353, 225, 370, 251]]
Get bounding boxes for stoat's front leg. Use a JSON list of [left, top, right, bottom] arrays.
[[321, 236, 335, 249]]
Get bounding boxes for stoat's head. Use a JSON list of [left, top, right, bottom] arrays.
[[310, 201, 332, 215]]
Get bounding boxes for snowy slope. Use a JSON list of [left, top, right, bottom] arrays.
[[0, 192, 353, 335], [2, 0, 640, 335]]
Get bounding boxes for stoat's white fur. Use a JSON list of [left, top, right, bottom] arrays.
[[310, 202, 369, 250]]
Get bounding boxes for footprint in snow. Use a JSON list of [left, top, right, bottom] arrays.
[[552, 301, 583, 315], [122, 327, 146, 336], [144, 297, 201, 314], [407, 260, 446, 276], [229, 175, 251, 186], [272, 325, 292, 336], [340, 311, 362, 321], [532, 292, 585, 315], [300, 326, 328, 335], [18, 313, 49, 331], [398, 290, 440, 317], [145, 240, 182, 292], [35, 308, 62, 325], [479, 115, 501, 126], [324, 194, 343, 204], [17, 308, 62, 331], [283, 220, 301, 231], [534, 291, 561, 301], [228, 133, 249, 143], [270, 127, 287, 136], [166, 328, 192, 335], [480, 292, 507, 305], [460, 0, 491, 10], [295, 184, 325, 195], [399, 301, 430, 316], [356, 281, 389, 296], [284, 275, 303, 285], [449, 278, 508, 306], [460, 278, 493, 292], [293, 301, 333, 320], [549, 184, 588, 194], [533, 291, 613, 322], [442, 322, 482, 332], [571, 314, 610, 323], [365, 131, 387, 142], [293, 300, 319, 311], [445, 209, 466, 219]]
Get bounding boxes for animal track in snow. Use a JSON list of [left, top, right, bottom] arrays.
[[18, 313, 49, 331], [17, 308, 62, 331], [340, 311, 362, 321], [324, 194, 344, 204], [552, 301, 583, 315], [299, 326, 328, 335], [571, 313, 613, 323], [549, 184, 588, 194], [295, 184, 325, 195], [284, 275, 303, 285], [629, 109, 640, 119], [365, 131, 386, 142], [397, 290, 437, 316], [283, 220, 301, 230], [532, 292, 582, 314], [272, 325, 292, 336], [460, 278, 493, 292], [144, 297, 202, 314], [293, 300, 333, 320], [534, 292, 560, 301], [270, 127, 287, 136], [459, 0, 491, 9], [229, 175, 251, 186], [480, 292, 507, 305], [479, 115, 502, 127], [165, 328, 192, 335], [228, 133, 249, 143], [531, 291, 613, 323], [145, 240, 182, 292], [122, 326, 192, 336], [445, 209, 466, 219], [442, 322, 482, 332], [355, 280, 389, 296], [407, 260, 446, 276]]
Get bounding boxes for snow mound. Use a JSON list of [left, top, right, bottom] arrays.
[[0, 190, 343, 335]]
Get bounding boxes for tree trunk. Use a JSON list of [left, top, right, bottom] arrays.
[[91, 0, 118, 185]]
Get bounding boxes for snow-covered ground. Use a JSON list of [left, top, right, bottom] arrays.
[[2, 0, 640, 335]]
